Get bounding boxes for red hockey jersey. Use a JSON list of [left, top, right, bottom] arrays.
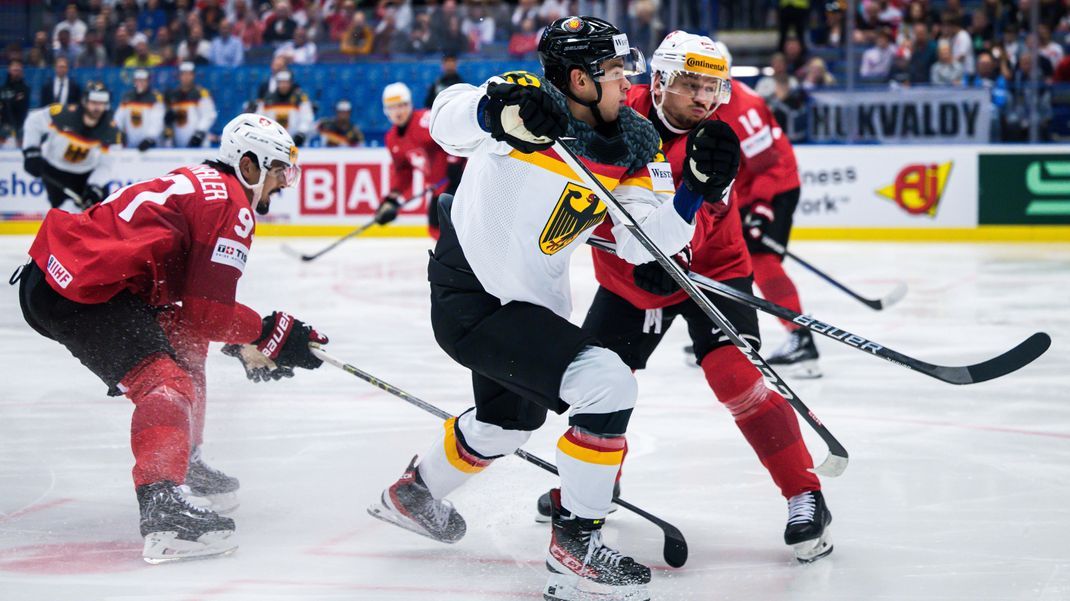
[[385, 108, 454, 200], [28, 164, 263, 344], [590, 84, 751, 310]]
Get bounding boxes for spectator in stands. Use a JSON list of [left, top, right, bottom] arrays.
[[1000, 23, 1021, 69], [783, 36, 807, 76], [778, 0, 810, 52], [877, 0, 904, 30], [115, 0, 140, 27], [942, 10, 975, 76], [30, 32, 52, 68], [110, 25, 135, 66], [511, 0, 540, 32], [373, 5, 400, 55], [0, 60, 30, 137], [854, 0, 882, 44], [54, 4, 88, 45], [138, 0, 168, 37], [931, 39, 964, 85], [628, 0, 658, 57], [341, 10, 374, 55], [508, 16, 539, 57], [800, 56, 836, 90], [404, 13, 434, 54], [812, 1, 845, 48], [462, 4, 495, 52], [40, 57, 81, 108], [965, 50, 1009, 140], [234, 3, 264, 49], [1053, 54, 1070, 82], [256, 70, 314, 146], [861, 27, 898, 81], [968, 9, 994, 53], [210, 19, 245, 67], [906, 22, 937, 84], [316, 99, 365, 147], [767, 73, 808, 140], [124, 33, 163, 68], [755, 52, 799, 99], [255, 55, 291, 101], [275, 25, 318, 64], [425, 54, 464, 108], [327, 0, 357, 42], [1004, 50, 1053, 140], [53, 29, 83, 67], [199, 0, 226, 38], [1036, 24, 1064, 68], [78, 30, 109, 68], [178, 22, 212, 65], [264, 0, 299, 44], [437, 15, 468, 56]]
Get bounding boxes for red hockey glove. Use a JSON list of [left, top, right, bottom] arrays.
[[254, 312, 329, 370], [743, 202, 774, 241]]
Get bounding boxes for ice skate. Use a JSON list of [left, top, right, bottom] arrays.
[[768, 329, 822, 379], [543, 489, 650, 601], [536, 481, 620, 523], [138, 480, 237, 564], [785, 490, 833, 563], [368, 456, 466, 544], [184, 446, 240, 513]]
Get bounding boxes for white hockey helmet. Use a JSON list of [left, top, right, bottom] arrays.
[[382, 82, 412, 108], [649, 31, 732, 133], [217, 113, 301, 201]]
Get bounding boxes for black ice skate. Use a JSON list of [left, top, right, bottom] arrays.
[[768, 329, 822, 379], [784, 490, 833, 563], [367, 456, 466, 544], [536, 481, 620, 523], [544, 489, 650, 601], [185, 446, 240, 513], [137, 480, 237, 564]]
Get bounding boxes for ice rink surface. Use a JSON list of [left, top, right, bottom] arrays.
[[0, 235, 1067, 601]]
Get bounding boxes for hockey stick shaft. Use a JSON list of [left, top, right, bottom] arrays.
[[553, 140, 846, 477], [39, 172, 84, 206], [588, 237, 1049, 385], [309, 344, 689, 568], [760, 235, 903, 310]]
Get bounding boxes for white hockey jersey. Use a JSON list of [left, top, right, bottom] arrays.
[[166, 85, 218, 147], [430, 77, 694, 318], [114, 89, 165, 147], [256, 88, 314, 142], [21, 104, 120, 183]]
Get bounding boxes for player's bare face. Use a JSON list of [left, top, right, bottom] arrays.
[[83, 100, 107, 125], [261, 161, 294, 202], [661, 73, 721, 130], [385, 102, 412, 126], [593, 60, 631, 122]]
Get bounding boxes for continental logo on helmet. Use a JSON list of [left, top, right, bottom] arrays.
[[539, 182, 606, 255], [684, 53, 728, 77], [501, 71, 541, 88], [562, 17, 584, 32], [289, 145, 299, 163]]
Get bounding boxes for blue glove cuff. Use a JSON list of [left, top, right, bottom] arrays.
[[476, 96, 491, 132], [672, 184, 704, 222]]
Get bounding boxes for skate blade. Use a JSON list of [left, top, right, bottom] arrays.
[[792, 528, 833, 563], [366, 498, 459, 544], [142, 530, 237, 564], [543, 568, 650, 601], [771, 359, 823, 379], [536, 503, 618, 524]]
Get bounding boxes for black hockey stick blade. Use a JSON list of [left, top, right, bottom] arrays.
[[613, 497, 688, 568], [935, 332, 1052, 385]]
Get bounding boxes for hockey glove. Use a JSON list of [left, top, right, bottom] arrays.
[[23, 147, 44, 178], [254, 311, 328, 370], [80, 184, 106, 208], [683, 120, 740, 200], [374, 194, 402, 225], [188, 131, 206, 147], [221, 343, 294, 382], [137, 138, 156, 152], [292, 133, 306, 147], [483, 81, 568, 153], [632, 245, 693, 296], [743, 202, 774, 241]]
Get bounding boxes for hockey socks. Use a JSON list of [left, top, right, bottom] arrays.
[[751, 252, 803, 331], [701, 347, 819, 498], [123, 355, 197, 488], [556, 426, 626, 519]]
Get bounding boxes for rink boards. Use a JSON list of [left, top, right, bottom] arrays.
[[0, 145, 1067, 241]]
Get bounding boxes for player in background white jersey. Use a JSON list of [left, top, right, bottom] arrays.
[[369, 16, 740, 601], [115, 69, 165, 152]]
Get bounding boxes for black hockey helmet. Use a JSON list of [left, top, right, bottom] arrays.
[[538, 16, 645, 123]]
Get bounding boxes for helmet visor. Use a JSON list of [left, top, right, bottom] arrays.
[[268, 163, 302, 188], [664, 72, 732, 105], [595, 48, 647, 82]]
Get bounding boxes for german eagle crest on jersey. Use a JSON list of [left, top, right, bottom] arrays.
[[539, 182, 606, 255]]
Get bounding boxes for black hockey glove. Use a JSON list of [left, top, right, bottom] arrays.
[[743, 202, 774, 241], [254, 311, 329, 371], [374, 194, 402, 225], [80, 184, 106, 209], [221, 343, 295, 382], [632, 245, 693, 297], [23, 147, 44, 178], [292, 133, 306, 147], [137, 138, 156, 152], [483, 81, 567, 153], [683, 120, 740, 200], [188, 130, 206, 147]]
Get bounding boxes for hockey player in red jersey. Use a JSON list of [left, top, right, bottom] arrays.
[[374, 82, 463, 238], [534, 31, 833, 562], [14, 113, 329, 563]]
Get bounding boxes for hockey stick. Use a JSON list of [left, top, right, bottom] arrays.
[[759, 235, 907, 311], [282, 180, 445, 262], [39, 172, 85, 207], [309, 343, 689, 569], [587, 237, 1051, 385], [553, 140, 847, 478]]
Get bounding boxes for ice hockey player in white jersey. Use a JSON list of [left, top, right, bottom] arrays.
[[114, 69, 165, 152], [255, 71, 314, 147], [165, 62, 218, 148], [369, 16, 740, 601], [21, 81, 122, 209]]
